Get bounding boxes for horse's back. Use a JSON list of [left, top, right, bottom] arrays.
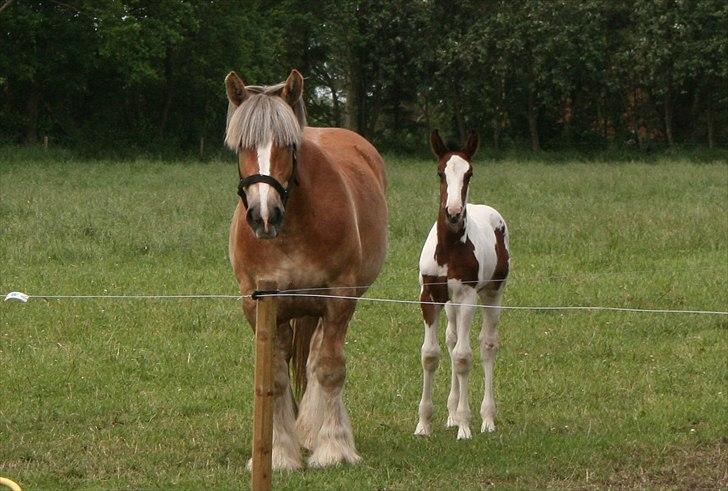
[[304, 127, 386, 190]]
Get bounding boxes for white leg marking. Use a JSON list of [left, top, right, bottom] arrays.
[[415, 304, 441, 436], [306, 328, 360, 467], [296, 326, 324, 451], [307, 383, 361, 467], [480, 291, 502, 433], [452, 286, 477, 440], [444, 303, 460, 428]]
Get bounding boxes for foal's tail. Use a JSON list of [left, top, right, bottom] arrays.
[[290, 316, 320, 398]]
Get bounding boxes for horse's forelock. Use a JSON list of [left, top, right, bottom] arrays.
[[225, 83, 307, 151]]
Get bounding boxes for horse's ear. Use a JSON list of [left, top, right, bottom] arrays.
[[430, 130, 449, 158], [462, 131, 479, 159], [225, 71, 249, 107], [282, 69, 304, 107]]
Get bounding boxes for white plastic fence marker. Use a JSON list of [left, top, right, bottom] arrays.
[[4, 292, 29, 303]]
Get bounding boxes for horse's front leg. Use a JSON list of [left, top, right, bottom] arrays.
[[307, 299, 361, 467], [415, 284, 442, 436], [479, 290, 503, 433], [296, 319, 324, 451], [444, 302, 459, 428], [247, 321, 302, 471], [451, 286, 477, 440]]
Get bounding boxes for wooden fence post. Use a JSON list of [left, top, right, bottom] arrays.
[[43, 136, 48, 150], [199, 136, 205, 160], [251, 278, 276, 491]]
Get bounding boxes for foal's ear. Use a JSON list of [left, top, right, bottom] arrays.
[[462, 131, 479, 160], [430, 130, 449, 158], [282, 69, 304, 107], [225, 71, 249, 107]]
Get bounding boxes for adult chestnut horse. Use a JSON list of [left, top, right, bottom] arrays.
[[225, 69, 388, 469]]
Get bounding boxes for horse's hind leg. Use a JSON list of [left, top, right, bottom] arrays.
[[479, 290, 503, 433], [248, 321, 302, 471], [415, 286, 442, 436], [307, 301, 361, 467]]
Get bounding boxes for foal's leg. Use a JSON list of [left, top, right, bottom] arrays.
[[415, 286, 442, 436], [307, 300, 360, 467], [451, 286, 477, 440], [444, 303, 460, 428], [248, 322, 302, 471], [479, 290, 503, 433]]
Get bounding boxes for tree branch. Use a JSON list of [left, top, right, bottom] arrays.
[[0, 0, 15, 15]]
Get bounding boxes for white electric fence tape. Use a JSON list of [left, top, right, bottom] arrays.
[[3, 290, 727, 316]]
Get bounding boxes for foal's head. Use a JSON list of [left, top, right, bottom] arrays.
[[225, 69, 306, 239], [430, 130, 479, 231]]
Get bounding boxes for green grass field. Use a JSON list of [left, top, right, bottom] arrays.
[[1, 149, 727, 489]]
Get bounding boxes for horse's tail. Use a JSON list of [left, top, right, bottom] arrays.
[[290, 316, 320, 398]]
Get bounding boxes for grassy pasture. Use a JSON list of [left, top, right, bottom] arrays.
[[1, 149, 727, 489]]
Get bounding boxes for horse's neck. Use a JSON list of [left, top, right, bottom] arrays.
[[436, 210, 468, 256]]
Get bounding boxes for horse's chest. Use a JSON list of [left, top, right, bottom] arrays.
[[436, 242, 480, 284]]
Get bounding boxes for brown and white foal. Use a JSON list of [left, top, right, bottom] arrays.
[[415, 130, 510, 440]]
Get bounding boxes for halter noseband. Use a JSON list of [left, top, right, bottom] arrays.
[[237, 145, 298, 209]]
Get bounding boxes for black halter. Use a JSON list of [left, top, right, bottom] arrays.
[[237, 145, 298, 209]]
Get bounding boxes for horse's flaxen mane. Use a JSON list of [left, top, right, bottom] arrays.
[[225, 82, 307, 151]]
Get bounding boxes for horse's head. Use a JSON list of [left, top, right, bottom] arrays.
[[430, 130, 479, 231], [224, 69, 306, 239]]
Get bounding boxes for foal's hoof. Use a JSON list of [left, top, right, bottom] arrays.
[[446, 414, 458, 428], [481, 419, 496, 433], [456, 425, 472, 440], [414, 421, 431, 436]]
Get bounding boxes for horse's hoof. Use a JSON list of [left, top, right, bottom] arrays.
[[456, 425, 472, 440], [308, 442, 362, 468], [414, 421, 431, 436], [481, 420, 496, 433], [446, 415, 458, 428], [247, 452, 303, 472]]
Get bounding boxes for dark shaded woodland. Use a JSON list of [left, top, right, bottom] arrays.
[[1, 0, 726, 154]]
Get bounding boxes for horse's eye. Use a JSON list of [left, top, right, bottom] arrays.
[[437, 171, 444, 179]]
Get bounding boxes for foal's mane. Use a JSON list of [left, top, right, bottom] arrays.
[[225, 83, 307, 151]]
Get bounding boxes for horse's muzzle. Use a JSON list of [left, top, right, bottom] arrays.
[[247, 204, 284, 239]]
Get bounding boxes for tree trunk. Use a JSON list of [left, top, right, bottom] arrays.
[[345, 71, 361, 134], [492, 117, 500, 151], [159, 47, 175, 139], [706, 103, 714, 149], [25, 82, 40, 144], [664, 80, 674, 147], [330, 82, 341, 127], [527, 89, 540, 151]]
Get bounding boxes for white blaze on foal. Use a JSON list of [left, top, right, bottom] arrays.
[[415, 130, 510, 440]]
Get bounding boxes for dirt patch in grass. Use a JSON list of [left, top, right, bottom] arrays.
[[601, 439, 728, 489]]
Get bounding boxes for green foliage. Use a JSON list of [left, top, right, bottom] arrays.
[[0, 0, 725, 153]]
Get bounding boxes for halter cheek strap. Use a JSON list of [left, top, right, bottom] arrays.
[[237, 145, 298, 209]]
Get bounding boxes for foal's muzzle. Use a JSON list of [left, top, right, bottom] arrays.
[[444, 207, 465, 230], [247, 203, 284, 239]]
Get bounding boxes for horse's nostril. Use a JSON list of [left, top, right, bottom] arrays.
[[271, 206, 283, 226]]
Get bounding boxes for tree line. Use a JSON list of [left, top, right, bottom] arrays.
[[1, 0, 725, 155]]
